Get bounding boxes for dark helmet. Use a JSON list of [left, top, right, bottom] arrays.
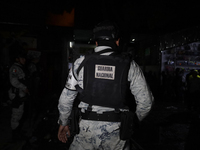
[[27, 50, 41, 60], [93, 20, 120, 41]]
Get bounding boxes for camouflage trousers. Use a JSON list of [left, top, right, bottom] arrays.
[[69, 119, 126, 150], [11, 103, 24, 130]]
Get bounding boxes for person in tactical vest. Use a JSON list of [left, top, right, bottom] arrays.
[[57, 20, 154, 149], [8, 47, 30, 140]]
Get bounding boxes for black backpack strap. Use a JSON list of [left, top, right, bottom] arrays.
[[76, 55, 91, 75]]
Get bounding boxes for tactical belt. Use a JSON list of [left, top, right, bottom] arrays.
[[81, 111, 121, 122]]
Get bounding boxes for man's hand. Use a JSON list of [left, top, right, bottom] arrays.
[[58, 125, 70, 143]]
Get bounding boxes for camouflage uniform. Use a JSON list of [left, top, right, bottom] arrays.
[[58, 46, 154, 149], [8, 62, 27, 130]]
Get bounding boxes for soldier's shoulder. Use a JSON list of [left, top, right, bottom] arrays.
[[9, 63, 22, 74], [74, 56, 85, 65]]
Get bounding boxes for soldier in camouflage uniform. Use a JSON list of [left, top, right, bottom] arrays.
[[57, 20, 154, 149], [8, 50, 29, 139]]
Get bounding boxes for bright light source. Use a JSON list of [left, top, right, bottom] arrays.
[[69, 42, 73, 48], [132, 39, 135, 42]]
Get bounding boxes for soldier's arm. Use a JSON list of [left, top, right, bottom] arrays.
[[128, 61, 154, 121], [9, 67, 27, 91], [57, 56, 84, 126], [58, 68, 78, 126]]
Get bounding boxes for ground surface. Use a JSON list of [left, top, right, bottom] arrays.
[[0, 98, 199, 150]]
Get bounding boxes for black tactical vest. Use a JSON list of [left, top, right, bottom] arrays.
[[76, 50, 131, 109]]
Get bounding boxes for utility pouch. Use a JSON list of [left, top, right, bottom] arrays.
[[120, 111, 138, 140], [69, 107, 81, 136]]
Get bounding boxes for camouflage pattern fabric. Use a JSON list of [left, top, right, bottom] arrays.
[[8, 62, 27, 130], [58, 46, 154, 149]]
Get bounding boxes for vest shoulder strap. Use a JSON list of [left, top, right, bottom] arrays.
[[76, 49, 115, 74]]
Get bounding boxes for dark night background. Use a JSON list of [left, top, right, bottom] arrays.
[[1, 0, 200, 150], [1, 0, 200, 35]]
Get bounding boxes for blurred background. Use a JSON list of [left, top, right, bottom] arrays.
[[1, 0, 200, 150]]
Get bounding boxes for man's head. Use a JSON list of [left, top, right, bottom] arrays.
[[10, 42, 26, 65], [93, 20, 120, 48], [12, 48, 26, 65], [15, 52, 26, 65]]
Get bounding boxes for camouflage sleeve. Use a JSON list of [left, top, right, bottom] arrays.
[[57, 88, 78, 126], [128, 61, 154, 121], [57, 57, 84, 126]]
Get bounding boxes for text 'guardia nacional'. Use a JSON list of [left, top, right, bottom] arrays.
[[95, 65, 115, 80]]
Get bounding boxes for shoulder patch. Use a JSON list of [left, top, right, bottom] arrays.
[[12, 69, 17, 73]]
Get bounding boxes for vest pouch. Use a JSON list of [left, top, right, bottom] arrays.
[[69, 108, 81, 136], [120, 111, 135, 140]]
